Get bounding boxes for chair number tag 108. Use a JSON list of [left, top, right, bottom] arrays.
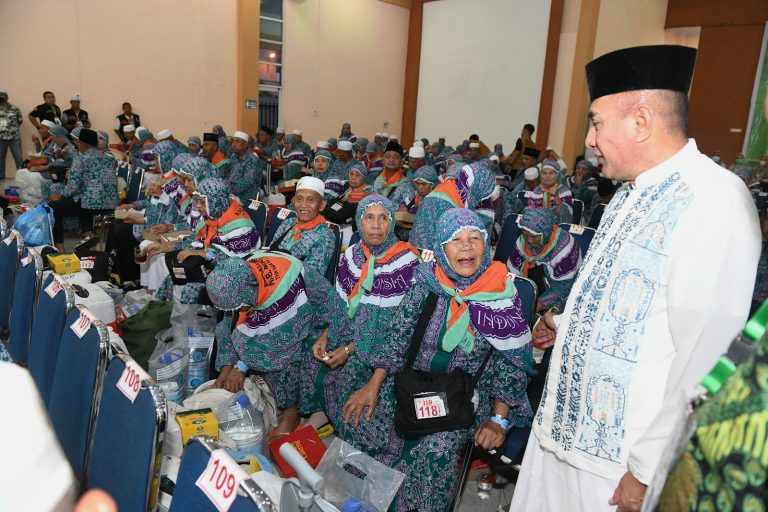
[[116, 360, 150, 403], [70, 310, 93, 338], [195, 449, 247, 512]]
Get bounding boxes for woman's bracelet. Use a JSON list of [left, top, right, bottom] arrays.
[[489, 414, 510, 431]]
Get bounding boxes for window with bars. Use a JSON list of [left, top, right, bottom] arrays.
[[259, 0, 283, 128]]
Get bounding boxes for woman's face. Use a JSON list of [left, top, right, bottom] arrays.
[[575, 165, 588, 179], [361, 205, 390, 247], [443, 228, 485, 278], [414, 180, 433, 197], [522, 229, 544, 248], [188, 143, 199, 154], [195, 195, 208, 217], [52, 135, 68, 146], [180, 175, 195, 193], [348, 169, 364, 187], [540, 167, 558, 187], [313, 157, 329, 173], [97, 136, 107, 150]]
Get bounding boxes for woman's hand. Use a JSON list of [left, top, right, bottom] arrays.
[[325, 344, 354, 369], [343, 372, 385, 426], [123, 213, 145, 225], [48, 193, 63, 201], [145, 242, 170, 259], [146, 183, 162, 197], [312, 329, 329, 362], [553, 193, 562, 214], [116, 203, 135, 211], [177, 249, 207, 262], [213, 365, 246, 393], [214, 365, 232, 389], [474, 421, 507, 450], [532, 311, 557, 350], [151, 223, 173, 235]]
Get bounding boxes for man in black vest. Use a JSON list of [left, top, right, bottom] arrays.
[[114, 102, 141, 143], [62, 94, 90, 131], [28, 91, 62, 129]]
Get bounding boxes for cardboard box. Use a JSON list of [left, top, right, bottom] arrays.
[[268, 426, 327, 478], [47, 253, 81, 275], [394, 211, 416, 224], [175, 408, 219, 446]]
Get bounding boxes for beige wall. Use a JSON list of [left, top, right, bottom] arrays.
[[547, 0, 700, 162], [0, 0, 237, 178], [282, 0, 409, 145]]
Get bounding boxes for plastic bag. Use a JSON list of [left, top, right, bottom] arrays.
[[315, 438, 405, 512], [218, 391, 267, 459], [148, 328, 190, 404], [188, 378, 278, 434], [169, 303, 216, 394], [13, 203, 53, 246], [14, 168, 44, 204], [119, 288, 152, 318]]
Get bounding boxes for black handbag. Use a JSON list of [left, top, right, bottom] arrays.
[[164, 250, 213, 285], [394, 292, 492, 437]]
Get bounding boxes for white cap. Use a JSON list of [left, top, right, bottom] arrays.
[[296, 176, 325, 197], [408, 146, 425, 159], [489, 184, 501, 202], [524, 167, 539, 180], [157, 129, 172, 141], [382, 132, 389, 138], [69, 94, 80, 101], [123, 124, 136, 132], [489, 154, 499, 163], [389, 134, 398, 140], [338, 140, 354, 151], [375, 132, 383, 137], [317, 140, 330, 149], [413, 140, 424, 148], [545, 145, 554, 151], [276, 127, 286, 134], [233, 130, 249, 142], [292, 129, 302, 136], [41, 120, 56, 128], [469, 142, 480, 149], [0, 88, 7, 95]]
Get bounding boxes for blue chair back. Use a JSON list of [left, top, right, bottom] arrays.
[[325, 222, 342, 283], [116, 162, 131, 183], [559, 223, 596, 258], [349, 231, 361, 247], [28, 273, 76, 406], [589, 203, 606, 230], [86, 351, 166, 511], [246, 200, 268, 241], [494, 214, 522, 263], [126, 167, 145, 203], [512, 275, 538, 328], [48, 305, 110, 480], [0, 229, 24, 332], [7, 248, 44, 364], [571, 199, 584, 225], [169, 436, 275, 512], [265, 207, 297, 246]]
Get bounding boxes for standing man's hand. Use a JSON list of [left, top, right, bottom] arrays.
[[609, 471, 647, 512]]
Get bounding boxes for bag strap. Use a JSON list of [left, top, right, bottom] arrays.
[[404, 292, 439, 369], [471, 348, 493, 387], [270, 222, 292, 249]]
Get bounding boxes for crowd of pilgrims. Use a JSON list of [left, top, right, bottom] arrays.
[[18, 114, 768, 510]]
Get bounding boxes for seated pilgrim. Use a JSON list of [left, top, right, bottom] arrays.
[[506, 207, 583, 313], [524, 162, 574, 224], [270, 176, 336, 277], [372, 141, 415, 208], [323, 162, 373, 225]]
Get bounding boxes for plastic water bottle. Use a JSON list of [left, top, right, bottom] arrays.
[[220, 392, 266, 456], [187, 328, 213, 393], [156, 350, 187, 404]]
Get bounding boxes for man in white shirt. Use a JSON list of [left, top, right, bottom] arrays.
[[511, 45, 761, 512]]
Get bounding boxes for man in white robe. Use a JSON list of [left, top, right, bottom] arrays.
[[511, 45, 761, 512]]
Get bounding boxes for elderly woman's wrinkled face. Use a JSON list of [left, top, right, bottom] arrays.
[[361, 204, 389, 247], [179, 174, 195, 193], [188, 143, 199, 154], [575, 164, 589, 179], [414, 179, 433, 198], [97, 135, 107, 150], [443, 227, 485, 278], [313, 156, 329, 173], [522, 229, 544, 248], [292, 189, 326, 223], [540, 167, 558, 187], [348, 169, 364, 188]]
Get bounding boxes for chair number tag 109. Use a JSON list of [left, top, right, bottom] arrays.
[[195, 449, 248, 512], [116, 360, 150, 403], [70, 310, 93, 338], [45, 277, 63, 298]]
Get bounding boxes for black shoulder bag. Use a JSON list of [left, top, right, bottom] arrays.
[[394, 292, 492, 437]]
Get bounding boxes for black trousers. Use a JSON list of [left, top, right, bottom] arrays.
[[105, 220, 140, 283], [48, 196, 95, 243]]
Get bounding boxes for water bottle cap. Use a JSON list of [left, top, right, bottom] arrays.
[[341, 498, 362, 512], [234, 392, 251, 409]]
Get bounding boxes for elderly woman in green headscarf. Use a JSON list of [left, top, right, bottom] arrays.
[[207, 252, 353, 437], [278, 133, 308, 182], [149, 177, 261, 303]]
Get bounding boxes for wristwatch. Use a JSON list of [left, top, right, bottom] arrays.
[[235, 360, 249, 374]]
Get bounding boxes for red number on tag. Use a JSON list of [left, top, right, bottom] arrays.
[[195, 450, 246, 512]]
